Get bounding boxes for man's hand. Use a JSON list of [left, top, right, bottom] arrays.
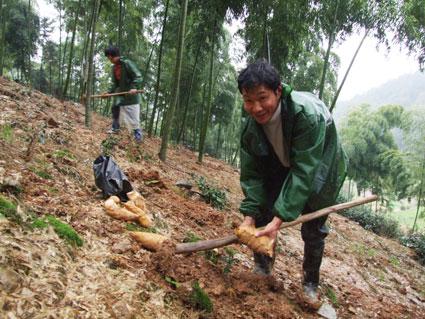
[[239, 216, 255, 228], [101, 92, 109, 99], [129, 89, 138, 95], [255, 216, 282, 240]]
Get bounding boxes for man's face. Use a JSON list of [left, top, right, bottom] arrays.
[[242, 84, 282, 124], [107, 55, 120, 64]]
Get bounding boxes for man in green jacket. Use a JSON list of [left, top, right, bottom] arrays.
[[103, 46, 143, 142], [237, 60, 347, 307]]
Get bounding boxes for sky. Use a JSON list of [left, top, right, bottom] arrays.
[[333, 34, 419, 101], [36, 0, 421, 102]]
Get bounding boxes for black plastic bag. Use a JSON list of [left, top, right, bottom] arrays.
[[93, 155, 133, 201]]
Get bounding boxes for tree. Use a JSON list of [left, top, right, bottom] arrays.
[[159, 0, 188, 161], [4, 0, 40, 81], [148, 0, 170, 137], [62, 0, 83, 99], [396, 0, 425, 69], [402, 108, 425, 231], [84, 0, 101, 128], [340, 104, 409, 205]]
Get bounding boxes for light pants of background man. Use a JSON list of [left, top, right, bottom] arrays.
[[119, 103, 143, 142]]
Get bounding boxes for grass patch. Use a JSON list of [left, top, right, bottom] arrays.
[[165, 276, 180, 289], [325, 286, 339, 307], [0, 195, 21, 224], [47, 186, 60, 194], [29, 165, 53, 180], [32, 215, 83, 247], [204, 249, 219, 264], [29, 160, 53, 179], [44, 215, 83, 246], [391, 208, 425, 232], [389, 255, 400, 267], [223, 247, 237, 274], [351, 243, 376, 258], [101, 135, 119, 157], [196, 176, 228, 210], [183, 231, 202, 243], [31, 218, 49, 229], [190, 281, 213, 313], [52, 149, 76, 160], [125, 222, 158, 233], [1, 196, 83, 247], [0, 123, 13, 143]]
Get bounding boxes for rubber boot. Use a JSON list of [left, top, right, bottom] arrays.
[[253, 253, 275, 276], [109, 103, 120, 133], [302, 281, 321, 310], [134, 129, 143, 143]]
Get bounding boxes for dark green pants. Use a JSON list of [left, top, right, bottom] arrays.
[[255, 164, 329, 285]]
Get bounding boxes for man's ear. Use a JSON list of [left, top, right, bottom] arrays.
[[275, 84, 282, 98]]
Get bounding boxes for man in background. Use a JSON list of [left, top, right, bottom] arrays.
[[103, 45, 143, 143]]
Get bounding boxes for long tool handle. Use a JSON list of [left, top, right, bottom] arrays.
[[175, 195, 378, 254], [90, 89, 144, 98]]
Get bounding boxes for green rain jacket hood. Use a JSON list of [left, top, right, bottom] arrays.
[[239, 84, 348, 222], [108, 56, 143, 106]]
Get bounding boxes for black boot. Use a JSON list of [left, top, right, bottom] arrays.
[[253, 253, 275, 276], [302, 280, 321, 309], [302, 251, 322, 309]]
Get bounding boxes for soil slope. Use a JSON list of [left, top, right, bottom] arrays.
[[1, 77, 424, 319]]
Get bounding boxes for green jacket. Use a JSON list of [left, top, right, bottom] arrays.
[[239, 85, 348, 222], [108, 56, 143, 106]]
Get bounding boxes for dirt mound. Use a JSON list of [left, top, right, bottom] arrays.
[[1, 77, 424, 318]]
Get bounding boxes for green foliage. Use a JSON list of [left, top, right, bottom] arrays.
[[4, 0, 40, 82], [340, 203, 401, 239], [351, 243, 376, 258], [338, 193, 425, 265], [38, 215, 83, 247], [196, 176, 228, 210], [190, 280, 213, 313], [165, 276, 180, 289], [325, 286, 339, 308], [340, 105, 410, 201], [183, 231, 202, 243], [29, 166, 53, 180], [400, 233, 425, 265], [389, 255, 400, 267], [396, 0, 425, 68], [31, 218, 49, 229], [125, 222, 157, 233], [52, 149, 76, 160], [0, 195, 82, 246], [223, 247, 237, 274], [0, 195, 20, 224], [204, 249, 219, 264], [125, 222, 143, 231], [101, 135, 119, 157], [0, 124, 14, 143]]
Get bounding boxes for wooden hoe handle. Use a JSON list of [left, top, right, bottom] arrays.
[[90, 90, 144, 98], [175, 195, 378, 254]]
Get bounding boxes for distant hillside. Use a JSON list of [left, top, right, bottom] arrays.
[[334, 71, 425, 122]]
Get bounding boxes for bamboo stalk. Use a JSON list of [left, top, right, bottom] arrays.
[[175, 195, 378, 254], [90, 89, 144, 98]]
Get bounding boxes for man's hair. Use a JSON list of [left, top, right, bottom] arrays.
[[237, 59, 281, 93], [104, 45, 120, 57]]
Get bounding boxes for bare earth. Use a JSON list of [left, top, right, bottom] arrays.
[[0, 77, 424, 318]]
